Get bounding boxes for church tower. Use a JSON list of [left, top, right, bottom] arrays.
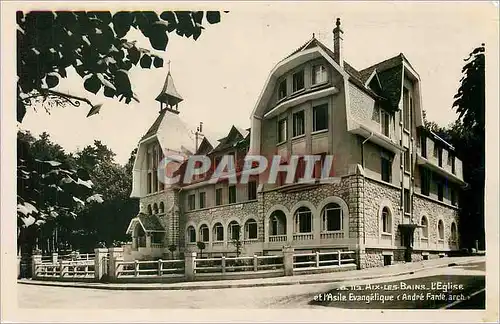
[[127, 63, 195, 259]]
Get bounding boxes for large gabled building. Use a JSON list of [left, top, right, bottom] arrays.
[[125, 19, 465, 269]]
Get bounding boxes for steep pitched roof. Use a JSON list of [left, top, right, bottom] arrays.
[[155, 71, 184, 106], [141, 109, 167, 141], [210, 125, 250, 153], [137, 213, 165, 232]]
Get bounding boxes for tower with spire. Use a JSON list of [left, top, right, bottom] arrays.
[[155, 61, 183, 113]]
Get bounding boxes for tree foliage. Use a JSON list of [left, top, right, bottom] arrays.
[[17, 10, 225, 121], [17, 131, 99, 253]]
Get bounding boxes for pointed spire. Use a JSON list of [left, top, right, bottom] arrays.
[[155, 62, 183, 111]]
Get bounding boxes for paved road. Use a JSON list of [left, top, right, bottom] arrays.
[[18, 261, 485, 309]]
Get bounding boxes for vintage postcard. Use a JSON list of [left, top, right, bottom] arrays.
[[1, 1, 499, 323]]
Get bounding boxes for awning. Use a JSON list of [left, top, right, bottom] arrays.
[[126, 213, 166, 235]]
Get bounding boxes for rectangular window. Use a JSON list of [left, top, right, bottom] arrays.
[[199, 192, 206, 209], [215, 188, 223, 206], [403, 88, 410, 131], [449, 153, 456, 174], [278, 79, 287, 100], [438, 147, 443, 167], [245, 221, 258, 240], [277, 118, 287, 143], [451, 188, 457, 206], [325, 207, 342, 231], [188, 194, 196, 211], [313, 104, 328, 132], [404, 189, 411, 214], [292, 70, 305, 92], [421, 168, 430, 196], [381, 156, 392, 183], [437, 182, 444, 201], [248, 181, 257, 200], [214, 224, 224, 241], [292, 110, 305, 137], [404, 148, 411, 173], [147, 173, 152, 194], [298, 212, 312, 233], [381, 111, 390, 137], [421, 135, 427, 158], [312, 65, 327, 85], [228, 185, 236, 204]]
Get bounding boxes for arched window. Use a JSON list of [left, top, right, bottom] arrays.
[[381, 207, 391, 234], [269, 210, 287, 236], [421, 216, 428, 238], [199, 224, 209, 242], [147, 205, 152, 215], [244, 218, 258, 240], [294, 206, 312, 233], [187, 226, 196, 243], [322, 203, 343, 232], [159, 202, 165, 214], [438, 220, 444, 240], [153, 203, 158, 214], [228, 221, 240, 241], [451, 222, 457, 242], [213, 222, 224, 242]]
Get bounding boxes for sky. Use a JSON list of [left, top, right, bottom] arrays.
[[19, 2, 499, 165]]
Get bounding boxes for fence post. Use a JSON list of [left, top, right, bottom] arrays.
[[315, 252, 320, 268], [31, 252, 42, 279], [253, 255, 258, 271], [134, 260, 139, 277], [337, 250, 341, 266], [17, 255, 21, 279], [158, 259, 163, 276], [221, 256, 226, 274], [282, 246, 294, 276], [185, 252, 197, 281], [94, 248, 108, 281], [59, 260, 64, 278], [70, 251, 76, 260], [52, 252, 58, 264], [108, 247, 124, 281]]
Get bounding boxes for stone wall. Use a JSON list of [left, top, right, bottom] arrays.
[[413, 194, 460, 250], [363, 178, 402, 242]]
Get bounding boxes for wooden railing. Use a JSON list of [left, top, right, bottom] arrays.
[[293, 251, 355, 270], [194, 255, 284, 274], [115, 259, 184, 278], [35, 259, 95, 278]]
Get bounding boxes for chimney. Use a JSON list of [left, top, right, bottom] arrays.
[[333, 18, 344, 68]]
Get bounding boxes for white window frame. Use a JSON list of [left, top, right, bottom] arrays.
[[228, 221, 240, 241], [294, 208, 312, 233], [381, 207, 391, 234], [437, 220, 444, 241], [312, 64, 327, 85], [292, 69, 305, 93], [244, 219, 258, 240], [187, 226, 196, 243], [213, 223, 224, 242], [277, 118, 287, 144], [312, 103, 329, 132], [292, 110, 305, 138], [199, 224, 209, 242], [321, 204, 343, 232], [421, 216, 429, 238]]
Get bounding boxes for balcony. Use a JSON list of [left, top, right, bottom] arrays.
[[320, 232, 344, 240], [416, 154, 466, 186], [293, 233, 314, 241], [269, 235, 287, 243]]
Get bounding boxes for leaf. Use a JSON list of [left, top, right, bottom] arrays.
[[77, 178, 94, 188], [73, 196, 86, 206], [87, 104, 102, 117], [97, 73, 116, 91], [127, 46, 140, 65], [206, 11, 220, 24], [84, 74, 101, 94], [153, 56, 164, 68], [46, 73, 59, 88], [86, 193, 104, 203], [140, 54, 152, 68], [148, 26, 169, 51], [112, 11, 134, 38], [114, 69, 131, 95]]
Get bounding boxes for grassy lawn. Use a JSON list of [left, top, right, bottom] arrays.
[[309, 274, 485, 309]]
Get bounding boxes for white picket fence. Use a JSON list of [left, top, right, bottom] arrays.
[[34, 259, 95, 278], [194, 255, 284, 274], [115, 259, 184, 278], [293, 251, 355, 270]]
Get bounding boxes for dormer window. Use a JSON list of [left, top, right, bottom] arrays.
[[292, 70, 305, 93], [312, 65, 327, 85], [278, 79, 287, 100]]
